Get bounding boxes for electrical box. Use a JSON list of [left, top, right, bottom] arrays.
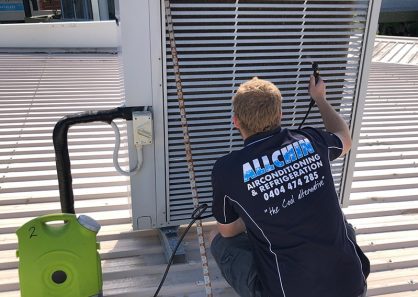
[[133, 111, 153, 146]]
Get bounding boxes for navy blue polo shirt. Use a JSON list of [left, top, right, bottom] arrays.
[[212, 127, 366, 297]]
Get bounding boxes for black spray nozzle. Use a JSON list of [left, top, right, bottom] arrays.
[[312, 62, 320, 84]]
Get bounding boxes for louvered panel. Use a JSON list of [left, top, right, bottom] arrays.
[[164, 0, 371, 222]]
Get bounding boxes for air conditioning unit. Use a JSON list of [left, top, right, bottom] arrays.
[[118, 0, 382, 230]]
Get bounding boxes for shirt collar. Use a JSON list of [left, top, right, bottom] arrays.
[[244, 126, 282, 147]]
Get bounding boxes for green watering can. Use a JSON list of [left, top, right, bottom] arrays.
[[16, 213, 103, 297]]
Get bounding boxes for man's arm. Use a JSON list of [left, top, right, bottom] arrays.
[[217, 217, 246, 238], [308, 75, 352, 156]]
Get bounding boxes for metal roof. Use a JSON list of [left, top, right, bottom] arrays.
[[1, 36, 418, 296], [373, 35, 418, 64]]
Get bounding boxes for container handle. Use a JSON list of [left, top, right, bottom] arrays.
[[37, 213, 77, 224]]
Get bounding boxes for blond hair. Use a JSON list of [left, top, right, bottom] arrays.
[[233, 77, 282, 135]]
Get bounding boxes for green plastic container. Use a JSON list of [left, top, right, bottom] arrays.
[[16, 213, 103, 297]]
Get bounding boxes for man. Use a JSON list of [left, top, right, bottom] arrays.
[[210, 76, 369, 297]]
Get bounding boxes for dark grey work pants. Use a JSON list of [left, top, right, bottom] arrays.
[[210, 231, 367, 297]]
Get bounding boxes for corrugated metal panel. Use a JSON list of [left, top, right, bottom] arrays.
[[165, 0, 371, 222], [346, 61, 418, 296], [0, 53, 130, 209]]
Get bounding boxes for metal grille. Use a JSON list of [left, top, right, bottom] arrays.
[[164, 0, 371, 222]]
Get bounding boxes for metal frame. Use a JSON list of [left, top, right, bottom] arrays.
[[161, 0, 171, 227], [119, 0, 165, 229], [149, 0, 168, 229], [340, 0, 382, 207]]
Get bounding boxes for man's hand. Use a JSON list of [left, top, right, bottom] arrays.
[[307, 75, 352, 156], [217, 218, 246, 238], [309, 75, 326, 103]]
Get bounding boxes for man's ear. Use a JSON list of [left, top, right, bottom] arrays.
[[279, 110, 283, 122], [233, 115, 240, 129]]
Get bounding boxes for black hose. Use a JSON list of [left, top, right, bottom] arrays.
[[53, 106, 143, 214], [153, 204, 210, 297], [298, 62, 320, 129], [298, 99, 315, 130]]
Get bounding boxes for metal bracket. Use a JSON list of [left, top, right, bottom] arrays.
[[132, 111, 153, 146], [158, 226, 186, 264]]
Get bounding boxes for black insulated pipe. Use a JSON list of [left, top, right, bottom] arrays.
[[53, 106, 144, 214]]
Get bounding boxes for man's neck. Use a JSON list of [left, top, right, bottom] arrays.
[[241, 124, 281, 140]]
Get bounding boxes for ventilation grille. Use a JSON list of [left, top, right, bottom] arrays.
[[165, 0, 370, 222]]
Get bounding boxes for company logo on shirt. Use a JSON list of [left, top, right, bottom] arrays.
[[242, 138, 315, 182]]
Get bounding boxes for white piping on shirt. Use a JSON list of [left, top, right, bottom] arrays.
[[340, 210, 366, 283], [325, 142, 363, 284], [246, 135, 274, 147], [332, 179, 366, 283], [328, 146, 343, 160], [225, 196, 287, 297], [223, 195, 229, 224], [328, 132, 344, 158]]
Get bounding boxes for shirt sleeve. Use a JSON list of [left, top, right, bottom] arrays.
[[301, 127, 344, 161], [211, 160, 239, 224]]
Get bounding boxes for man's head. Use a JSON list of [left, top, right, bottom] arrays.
[[232, 77, 282, 139]]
